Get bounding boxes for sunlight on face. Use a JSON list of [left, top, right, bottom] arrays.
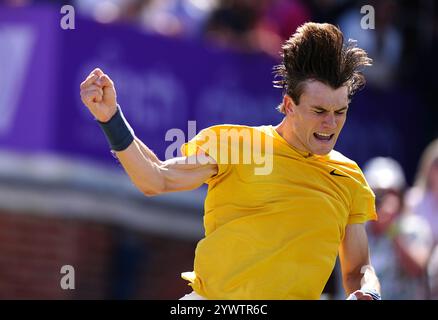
[[288, 80, 350, 155]]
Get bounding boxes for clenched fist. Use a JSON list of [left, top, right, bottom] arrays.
[[80, 68, 117, 122]]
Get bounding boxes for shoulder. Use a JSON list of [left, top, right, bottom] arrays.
[[327, 150, 365, 178], [327, 150, 358, 166], [199, 124, 267, 133], [196, 124, 271, 141], [327, 150, 365, 175], [326, 151, 377, 222]]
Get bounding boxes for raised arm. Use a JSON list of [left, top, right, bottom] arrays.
[[80, 68, 217, 196], [116, 142, 217, 195], [338, 223, 381, 300]]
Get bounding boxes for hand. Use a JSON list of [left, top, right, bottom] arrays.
[[346, 289, 377, 300], [80, 68, 118, 122]]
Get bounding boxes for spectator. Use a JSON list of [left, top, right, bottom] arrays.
[[308, 0, 351, 24], [203, 0, 263, 52], [406, 138, 438, 299], [254, 0, 311, 57], [337, 0, 403, 89], [74, 0, 143, 24], [406, 139, 438, 245], [138, 0, 217, 38], [364, 157, 433, 299], [428, 245, 438, 299]]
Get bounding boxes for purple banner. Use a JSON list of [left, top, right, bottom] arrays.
[[0, 5, 281, 167], [0, 6, 59, 152]]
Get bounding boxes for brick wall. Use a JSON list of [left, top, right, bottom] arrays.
[[0, 210, 198, 299]]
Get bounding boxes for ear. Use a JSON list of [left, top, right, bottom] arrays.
[[283, 95, 296, 115]]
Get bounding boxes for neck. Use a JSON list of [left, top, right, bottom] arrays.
[[275, 118, 310, 155]]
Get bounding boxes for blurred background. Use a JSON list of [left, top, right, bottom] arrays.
[[0, 0, 437, 299]]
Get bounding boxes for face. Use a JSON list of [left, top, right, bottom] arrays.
[[285, 80, 349, 155], [373, 189, 402, 233]]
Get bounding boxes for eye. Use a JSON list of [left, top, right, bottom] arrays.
[[314, 110, 325, 114], [335, 111, 346, 115]]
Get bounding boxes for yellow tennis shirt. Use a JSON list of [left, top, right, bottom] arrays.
[[181, 124, 377, 299]]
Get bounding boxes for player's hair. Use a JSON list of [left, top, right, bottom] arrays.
[[273, 22, 372, 114]]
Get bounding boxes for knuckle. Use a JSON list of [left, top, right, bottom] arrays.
[[104, 75, 113, 84], [84, 93, 96, 101]]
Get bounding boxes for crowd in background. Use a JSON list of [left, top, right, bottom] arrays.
[[362, 139, 438, 299], [1, 0, 438, 299], [3, 0, 436, 144]]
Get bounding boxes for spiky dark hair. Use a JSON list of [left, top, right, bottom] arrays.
[[273, 22, 372, 113]]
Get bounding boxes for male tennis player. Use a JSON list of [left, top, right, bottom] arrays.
[[80, 22, 381, 300]]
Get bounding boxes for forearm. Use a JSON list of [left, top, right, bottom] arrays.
[[116, 139, 165, 196], [95, 104, 166, 195], [343, 274, 361, 294], [91, 100, 213, 195], [340, 224, 381, 300], [134, 137, 162, 165]]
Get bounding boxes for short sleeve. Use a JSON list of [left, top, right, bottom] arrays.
[[180, 126, 231, 183], [348, 168, 378, 224]]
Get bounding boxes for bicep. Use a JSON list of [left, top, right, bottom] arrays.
[[339, 223, 371, 276], [160, 152, 218, 193]]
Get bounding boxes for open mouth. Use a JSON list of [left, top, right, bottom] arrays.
[[313, 132, 334, 141]]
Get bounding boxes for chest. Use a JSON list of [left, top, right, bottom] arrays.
[[230, 156, 354, 207]]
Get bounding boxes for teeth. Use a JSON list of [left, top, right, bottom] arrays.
[[316, 132, 331, 137]]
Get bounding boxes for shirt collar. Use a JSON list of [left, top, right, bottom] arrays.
[[269, 125, 330, 160]]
